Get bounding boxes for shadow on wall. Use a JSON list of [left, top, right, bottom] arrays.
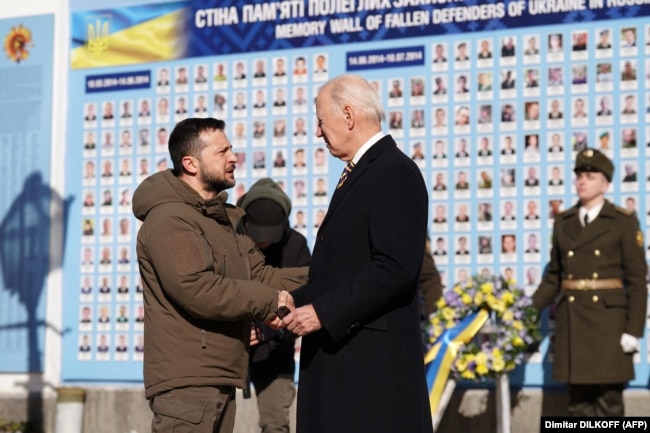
[[0, 171, 73, 428]]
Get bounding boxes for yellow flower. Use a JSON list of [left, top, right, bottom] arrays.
[[461, 293, 472, 305], [487, 296, 505, 313], [512, 320, 524, 331], [473, 292, 484, 305], [501, 291, 515, 306], [435, 298, 446, 309], [455, 357, 468, 372], [461, 369, 475, 380], [506, 361, 516, 371], [492, 356, 506, 373], [453, 285, 463, 294], [491, 347, 503, 358], [442, 307, 455, 322], [512, 336, 524, 347], [480, 282, 493, 294], [475, 351, 488, 365], [430, 316, 440, 326], [502, 310, 514, 322], [476, 363, 489, 375], [432, 325, 443, 338], [460, 353, 474, 365]]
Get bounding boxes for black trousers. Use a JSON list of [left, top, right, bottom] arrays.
[[568, 383, 625, 417]]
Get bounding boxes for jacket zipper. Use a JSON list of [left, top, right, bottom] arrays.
[[201, 329, 206, 349]]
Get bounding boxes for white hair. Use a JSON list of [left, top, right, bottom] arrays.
[[320, 74, 385, 124]]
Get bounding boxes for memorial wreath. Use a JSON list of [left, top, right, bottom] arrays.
[[426, 274, 542, 381]]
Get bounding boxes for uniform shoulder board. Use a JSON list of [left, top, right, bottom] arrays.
[[556, 208, 572, 218], [615, 206, 633, 216]]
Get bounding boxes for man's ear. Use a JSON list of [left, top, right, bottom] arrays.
[[181, 155, 199, 175], [342, 105, 356, 130]]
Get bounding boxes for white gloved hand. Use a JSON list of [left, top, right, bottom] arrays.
[[620, 333, 639, 354]]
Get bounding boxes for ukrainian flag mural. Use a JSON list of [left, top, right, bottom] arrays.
[[71, 2, 188, 69]]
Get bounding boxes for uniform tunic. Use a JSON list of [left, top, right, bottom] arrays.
[[533, 200, 647, 384]]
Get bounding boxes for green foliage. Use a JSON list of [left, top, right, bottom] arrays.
[[0, 419, 36, 433]]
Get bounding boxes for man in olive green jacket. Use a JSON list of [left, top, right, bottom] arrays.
[[533, 148, 647, 416], [133, 118, 305, 433]]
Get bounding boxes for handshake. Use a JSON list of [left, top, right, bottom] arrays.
[[267, 290, 295, 330], [252, 291, 296, 347], [266, 290, 322, 337]]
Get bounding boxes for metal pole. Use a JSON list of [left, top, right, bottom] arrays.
[[432, 379, 456, 432], [55, 387, 86, 433], [495, 374, 511, 433]]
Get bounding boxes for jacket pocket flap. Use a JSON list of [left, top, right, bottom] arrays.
[[603, 292, 627, 307], [152, 395, 205, 424]]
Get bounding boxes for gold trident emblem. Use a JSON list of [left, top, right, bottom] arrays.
[[87, 18, 109, 56]]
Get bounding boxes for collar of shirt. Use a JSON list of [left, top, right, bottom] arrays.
[[580, 201, 605, 226], [351, 131, 385, 165]]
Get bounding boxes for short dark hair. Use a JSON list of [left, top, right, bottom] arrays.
[[168, 118, 226, 172]]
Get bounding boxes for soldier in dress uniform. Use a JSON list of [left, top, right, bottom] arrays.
[[533, 148, 647, 416]]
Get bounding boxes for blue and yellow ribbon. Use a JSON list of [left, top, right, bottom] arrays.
[[424, 309, 489, 415]]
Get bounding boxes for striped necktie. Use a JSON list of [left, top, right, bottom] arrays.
[[337, 161, 355, 189]]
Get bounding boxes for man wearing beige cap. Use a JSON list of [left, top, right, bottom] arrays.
[[533, 148, 647, 416]]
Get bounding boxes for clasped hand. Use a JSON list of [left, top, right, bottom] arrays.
[[266, 290, 295, 330], [264, 291, 323, 336], [280, 304, 322, 337]]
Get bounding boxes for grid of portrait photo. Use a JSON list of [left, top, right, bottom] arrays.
[[416, 23, 650, 310], [374, 22, 650, 368], [77, 54, 333, 361], [73, 20, 650, 372]]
